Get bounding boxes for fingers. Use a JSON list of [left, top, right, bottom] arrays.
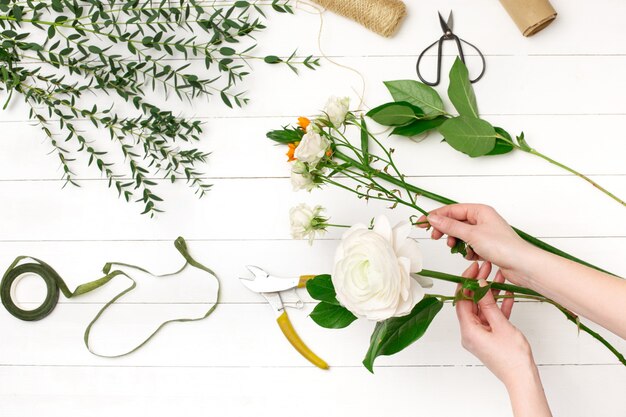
[[428, 213, 473, 242], [456, 262, 479, 326], [426, 204, 486, 225], [476, 276, 507, 328], [501, 292, 514, 319]]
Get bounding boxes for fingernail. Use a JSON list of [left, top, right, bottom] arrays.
[[478, 279, 488, 287], [428, 214, 441, 225]]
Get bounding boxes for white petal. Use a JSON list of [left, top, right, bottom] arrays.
[[413, 274, 434, 288], [373, 215, 393, 243]]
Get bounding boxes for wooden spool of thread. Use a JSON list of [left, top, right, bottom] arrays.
[[312, 0, 407, 38]]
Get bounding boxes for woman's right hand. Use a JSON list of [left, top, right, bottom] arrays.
[[416, 204, 534, 286]]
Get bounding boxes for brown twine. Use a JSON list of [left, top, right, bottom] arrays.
[[310, 0, 407, 38]]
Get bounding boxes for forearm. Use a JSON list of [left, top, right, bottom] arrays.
[[518, 245, 626, 339], [505, 365, 552, 417]]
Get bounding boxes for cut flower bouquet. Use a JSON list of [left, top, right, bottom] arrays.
[[266, 77, 625, 371]]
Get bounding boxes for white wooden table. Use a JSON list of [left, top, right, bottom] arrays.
[[0, 1, 625, 415]]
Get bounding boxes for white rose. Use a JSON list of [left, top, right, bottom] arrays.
[[294, 130, 329, 165], [332, 215, 430, 321], [324, 96, 350, 127], [289, 204, 327, 244], [291, 161, 316, 192]]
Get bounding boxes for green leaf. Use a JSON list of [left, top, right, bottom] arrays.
[[486, 127, 515, 156], [363, 297, 443, 373], [472, 282, 492, 303], [448, 58, 479, 118], [366, 101, 423, 127], [306, 274, 339, 305], [220, 47, 236, 56], [266, 127, 304, 144], [390, 116, 447, 137], [264, 55, 282, 64], [383, 80, 445, 117], [310, 302, 357, 329], [450, 239, 468, 257], [438, 116, 496, 157]]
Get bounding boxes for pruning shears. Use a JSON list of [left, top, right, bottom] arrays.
[[239, 265, 329, 370]]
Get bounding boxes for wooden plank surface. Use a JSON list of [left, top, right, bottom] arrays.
[[0, 0, 624, 416]]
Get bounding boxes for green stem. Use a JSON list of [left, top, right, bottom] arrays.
[[420, 269, 626, 366], [333, 150, 617, 277], [496, 135, 625, 208], [529, 148, 625, 207], [419, 269, 541, 297]]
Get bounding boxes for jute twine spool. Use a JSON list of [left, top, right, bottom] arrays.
[[311, 0, 407, 38]]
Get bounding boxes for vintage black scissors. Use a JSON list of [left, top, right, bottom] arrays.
[[416, 11, 486, 86]]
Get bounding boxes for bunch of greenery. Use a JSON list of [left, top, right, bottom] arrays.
[[0, 0, 319, 215], [367, 57, 625, 208], [265, 62, 625, 369]]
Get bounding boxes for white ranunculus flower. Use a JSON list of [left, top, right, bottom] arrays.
[[291, 161, 316, 192], [332, 215, 429, 321], [324, 96, 350, 127], [289, 204, 327, 244], [294, 130, 329, 166]]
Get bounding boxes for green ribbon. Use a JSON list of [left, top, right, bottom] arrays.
[[0, 237, 220, 358]]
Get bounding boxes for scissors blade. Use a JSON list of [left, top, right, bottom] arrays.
[[260, 291, 285, 316], [438, 11, 453, 33], [239, 273, 300, 293]]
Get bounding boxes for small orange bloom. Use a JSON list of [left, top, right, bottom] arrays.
[[297, 117, 310, 131], [286, 142, 299, 162]]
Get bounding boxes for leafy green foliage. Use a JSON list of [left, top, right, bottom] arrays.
[[448, 58, 479, 118], [390, 116, 448, 137], [266, 126, 305, 144], [383, 80, 445, 117], [366, 101, 423, 126], [0, 0, 318, 215], [487, 127, 515, 156], [306, 275, 356, 329], [306, 274, 339, 304], [363, 297, 443, 373], [310, 302, 357, 329], [450, 239, 468, 257], [438, 116, 496, 157]]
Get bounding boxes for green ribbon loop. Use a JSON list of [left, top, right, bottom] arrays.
[[0, 237, 220, 358]]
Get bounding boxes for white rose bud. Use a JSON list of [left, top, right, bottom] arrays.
[[290, 161, 316, 192], [289, 204, 327, 244], [294, 130, 329, 166], [332, 215, 427, 321], [324, 96, 350, 127]]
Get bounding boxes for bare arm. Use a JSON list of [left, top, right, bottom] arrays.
[[417, 204, 626, 339]]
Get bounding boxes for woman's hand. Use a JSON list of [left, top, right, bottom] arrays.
[[416, 204, 534, 286], [457, 261, 552, 417]]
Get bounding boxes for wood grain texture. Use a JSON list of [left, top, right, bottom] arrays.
[[0, 0, 625, 416]]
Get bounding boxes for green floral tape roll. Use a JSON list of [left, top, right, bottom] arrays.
[[0, 237, 220, 357]]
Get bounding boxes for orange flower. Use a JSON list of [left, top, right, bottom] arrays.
[[286, 142, 299, 162], [297, 117, 310, 131]]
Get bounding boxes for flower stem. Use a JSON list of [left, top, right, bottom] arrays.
[[333, 150, 617, 277], [420, 269, 626, 365], [496, 134, 625, 208], [528, 148, 625, 207]]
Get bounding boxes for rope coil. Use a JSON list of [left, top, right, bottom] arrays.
[[311, 0, 406, 38]]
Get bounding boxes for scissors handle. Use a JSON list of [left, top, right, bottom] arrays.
[[416, 35, 486, 86], [277, 311, 329, 370]]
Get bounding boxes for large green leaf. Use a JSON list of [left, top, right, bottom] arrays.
[[448, 58, 478, 118], [366, 101, 423, 126], [486, 127, 514, 156], [390, 116, 448, 137], [306, 274, 339, 305], [266, 127, 304, 144], [438, 116, 496, 157], [310, 302, 357, 329], [384, 80, 445, 117], [362, 297, 443, 373]]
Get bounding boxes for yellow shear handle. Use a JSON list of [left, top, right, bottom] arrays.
[[277, 311, 329, 370], [298, 275, 316, 288]]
